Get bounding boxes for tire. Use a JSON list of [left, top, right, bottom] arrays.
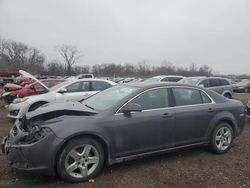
[[223, 93, 232, 99], [57, 137, 105, 183], [210, 122, 234, 154], [28, 102, 47, 112]]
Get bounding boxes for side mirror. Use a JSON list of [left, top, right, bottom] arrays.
[[58, 88, 67, 94], [198, 84, 205, 88], [122, 103, 142, 114]]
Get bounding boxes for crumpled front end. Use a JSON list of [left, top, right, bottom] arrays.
[[1, 119, 63, 175]]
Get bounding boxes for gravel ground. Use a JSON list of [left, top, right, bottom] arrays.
[[0, 92, 250, 188]]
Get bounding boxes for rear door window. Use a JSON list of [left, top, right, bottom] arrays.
[[172, 88, 203, 106], [219, 79, 230, 86], [66, 81, 90, 92], [91, 81, 111, 91], [209, 79, 221, 87], [200, 91, 212, 103]]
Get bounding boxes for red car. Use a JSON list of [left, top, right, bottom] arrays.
[[4, 77, 34, 92], [2, 79, 65, 104]]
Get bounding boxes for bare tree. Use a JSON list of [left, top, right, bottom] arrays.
[[1, 40, 29, 66], [57, 45, 82, 75], [47, 59, 65, 76]]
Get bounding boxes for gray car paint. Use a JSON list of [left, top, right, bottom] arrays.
[[2, 82, 246, 176]]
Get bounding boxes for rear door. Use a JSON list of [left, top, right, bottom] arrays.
[[171, 87, 215, 146], [209, 78, 223, 94]]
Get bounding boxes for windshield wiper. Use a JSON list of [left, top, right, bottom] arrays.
[[85, 104, 95, 110]]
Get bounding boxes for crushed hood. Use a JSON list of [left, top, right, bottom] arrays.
[[26, 101, 97, 120], [19, 70, 49, 90]]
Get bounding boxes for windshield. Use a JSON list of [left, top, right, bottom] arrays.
[[178, 78, 201, 85], [82, 85, 139, 112], [49, 80, 71, 91]]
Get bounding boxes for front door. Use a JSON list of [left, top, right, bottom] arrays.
[[108, 88, 175, 158]]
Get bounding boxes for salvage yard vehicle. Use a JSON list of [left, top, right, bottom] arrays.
[[2, 82, 246, 183], [3, 83, 22, 92], [2, 79, 65, 104], [8, 78, 116, 119], [144, 75, 184, 82], [179, 77, 233, 98], [233, 79, 250, 93]]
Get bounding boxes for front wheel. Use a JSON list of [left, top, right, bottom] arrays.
[[210, 123, 234, 154], [57, 138, 105, 183]]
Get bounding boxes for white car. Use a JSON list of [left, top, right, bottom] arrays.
[[144, 75, 184, 82], [8, 72, 116, 119]]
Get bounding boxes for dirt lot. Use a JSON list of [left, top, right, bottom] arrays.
[[0, 92, 250, 188]]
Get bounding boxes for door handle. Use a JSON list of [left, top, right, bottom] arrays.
[[207, 108, 215, 112], [162, 113, 173, 118]]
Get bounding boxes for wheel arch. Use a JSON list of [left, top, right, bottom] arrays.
[[208, 115, 237, 138], [28, 101, 48, 112], [222, 90, 232, 98], [54, 132, 111, 175]]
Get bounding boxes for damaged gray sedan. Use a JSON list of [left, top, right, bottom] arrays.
[[1, 82, 247, 182]]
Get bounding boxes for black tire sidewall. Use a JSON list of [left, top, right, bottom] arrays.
[[57, 137, 105, 183], [210, 123, 234, 154], [224, 93, 232, 99]]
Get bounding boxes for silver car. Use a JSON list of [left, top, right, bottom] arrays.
[[144, 75, 184, 82], [179, 77, 233, 98], [8, 72, 116, 119]]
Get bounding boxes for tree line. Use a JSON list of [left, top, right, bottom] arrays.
[[0, 38, 215, 78]]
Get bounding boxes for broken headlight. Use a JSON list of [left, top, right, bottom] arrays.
[[17, 127, 52, 144]]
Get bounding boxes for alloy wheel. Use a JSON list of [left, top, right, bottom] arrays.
[[65, 144, 100, 178], [215, 127, 232, 151]]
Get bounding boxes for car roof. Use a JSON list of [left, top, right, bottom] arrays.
[[185, 76, 229, 80], [153, 75, 184, 79], [123, 81, 202, 90], [74, 78, 116, 85]]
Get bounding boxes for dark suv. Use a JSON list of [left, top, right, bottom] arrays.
[[179, 77, 233, 98]]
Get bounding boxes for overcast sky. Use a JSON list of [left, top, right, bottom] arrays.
[[0, 0, 249, 74]]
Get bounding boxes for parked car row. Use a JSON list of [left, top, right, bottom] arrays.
[[2, 79, 65, 104], [233, 79, 250, 93], [1, 70, 247, 183], [6, 71, 116, 119], [179, 77, 233, 98]]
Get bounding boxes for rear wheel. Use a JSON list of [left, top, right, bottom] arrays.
[[210, 123, 234, 154], [57, 138, 105, 183], [223, 93, 232, 99]]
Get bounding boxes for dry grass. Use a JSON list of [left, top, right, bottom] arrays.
[[233, 93, 250, 104]]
